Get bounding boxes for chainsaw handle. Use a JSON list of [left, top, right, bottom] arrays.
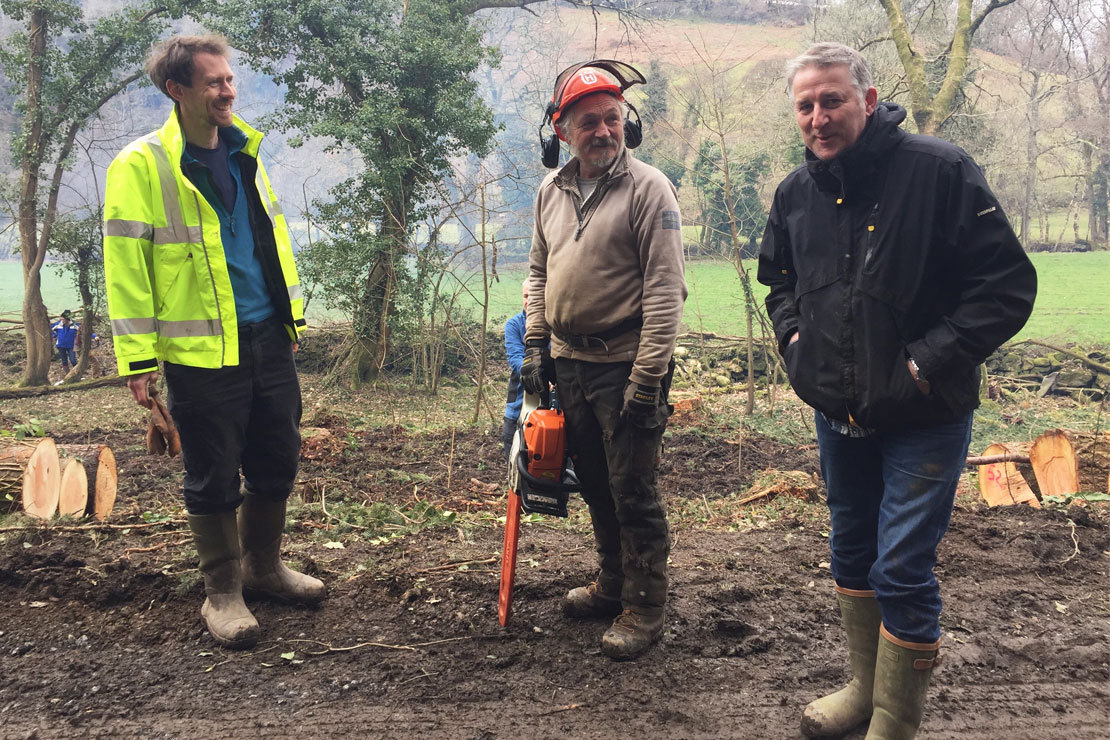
[[515, 453, 581, 493]]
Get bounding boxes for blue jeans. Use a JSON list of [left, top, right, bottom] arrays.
[[815, 410, 973, 643], [58, 347, 77, 367]]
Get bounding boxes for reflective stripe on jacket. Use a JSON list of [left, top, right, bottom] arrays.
[[103, 110, 305, 376]]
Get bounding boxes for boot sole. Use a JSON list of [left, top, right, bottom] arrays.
[[243, 585, 327, 605]]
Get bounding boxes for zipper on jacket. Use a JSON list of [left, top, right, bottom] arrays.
[[193, 191, 226, 366], [863, 203, 879, 267]]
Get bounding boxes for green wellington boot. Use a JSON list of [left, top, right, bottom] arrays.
[[864, 625, 942, 740], [239, 496, 326, 604], [802, 587, 882, 737], [189, 511, 260, 648]]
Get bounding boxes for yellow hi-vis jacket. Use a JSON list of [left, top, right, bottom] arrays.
[[103, 110, 305, 376]]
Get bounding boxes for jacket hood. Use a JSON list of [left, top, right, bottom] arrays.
[[805, 102, 907, 190]]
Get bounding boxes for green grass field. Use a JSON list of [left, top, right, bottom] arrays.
[[476, 252, 1110, 346], [3, 251, 1107, 345]]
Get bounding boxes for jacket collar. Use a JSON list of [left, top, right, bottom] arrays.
[[158, 108, 264, 169], [552, 145, 631, 192], [805, 102, 906, 193]]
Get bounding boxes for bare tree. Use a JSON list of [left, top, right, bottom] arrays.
[[879, 0, 1018, 135]]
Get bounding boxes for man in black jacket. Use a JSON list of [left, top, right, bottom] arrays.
[[758, 43, 1035, 740]]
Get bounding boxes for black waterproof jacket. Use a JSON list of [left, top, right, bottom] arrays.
[[757, 103, 1037, 431]]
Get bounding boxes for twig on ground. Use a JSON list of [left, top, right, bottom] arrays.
[[124, 536, 190, 557], [416, 556, 497, 574], [0, 519, 186, 533], [1057, 519, 1080, 564], [539, 703, 587, 715], [282, 636, 471, 656]]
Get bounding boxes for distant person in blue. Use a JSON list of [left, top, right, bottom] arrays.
[[50, 310, 79, 375], [502, 281, 528, 464]]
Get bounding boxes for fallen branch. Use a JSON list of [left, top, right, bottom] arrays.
[[966, 453, 1031, 466], [416, 556, 497, 574], [1007, 340, 1110, 374], [0, 519, 185, 533], [283, 636, 471, 655], [0, 375, 127, 399]]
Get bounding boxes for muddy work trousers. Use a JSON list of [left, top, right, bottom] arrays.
[[555, 358, 672, 610], [164, 317, 302, 516]]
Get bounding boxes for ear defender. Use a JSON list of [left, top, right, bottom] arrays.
[[540, 128, 561, 168], [540, 59, 647, 168], [624, 102, 643, 150], [540, 100, 561, 168]]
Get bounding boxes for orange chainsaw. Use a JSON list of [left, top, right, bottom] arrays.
[[498, 390, 579, 627]]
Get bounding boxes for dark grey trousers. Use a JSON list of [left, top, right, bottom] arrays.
[[554, 357, 672, 611], [165, 317, 302, 515]]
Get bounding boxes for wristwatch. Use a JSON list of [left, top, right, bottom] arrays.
[[907, 357, 925, 381]]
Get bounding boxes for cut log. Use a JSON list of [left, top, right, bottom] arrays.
[[1068, 431, 1110, 493], [1029, 429, 1080, 498], [1, 441, 41, 513], [57, 445, 118, 520], [21, 438, 61, 519], [977, 443, 1040, 508], [58, 459, 88, 517]]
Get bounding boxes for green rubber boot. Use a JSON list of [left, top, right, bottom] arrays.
[[239, 496, 326, 604], [864, 626, 942, 740], [802, 587, 882, 737], [189, 511, 260, 649]]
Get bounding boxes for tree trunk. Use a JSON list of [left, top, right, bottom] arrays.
[[1019, 71, 1040, 244], [18, 8, 52, 388]]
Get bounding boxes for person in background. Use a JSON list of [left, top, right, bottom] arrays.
[[50, 310, 79, 376], [501, 281, 529, 465], [758, 42, 1036, 739]]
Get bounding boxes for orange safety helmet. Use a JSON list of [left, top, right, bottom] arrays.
[[540, 59, 646, 167], [550, 67, 623, 139]]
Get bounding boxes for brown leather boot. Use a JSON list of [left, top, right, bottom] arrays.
[[239, 496, 326, 604], [564, 581, 623, 619], [864, 625, 942, 739], [600, 608, 664, 660], [802, 587, 882, 737], [189, 512, 259, 649]]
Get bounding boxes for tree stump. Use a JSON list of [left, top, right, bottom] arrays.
[[58, 458, 88, 517], [58, 445, 117, 520], [1029, 429, 1080, 498], [16, 438, 61, 519], [1068, 431, 1110, 493], [977, 442, 1040, 508]]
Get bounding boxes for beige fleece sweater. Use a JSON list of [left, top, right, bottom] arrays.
[[525, 148, 687, 386]]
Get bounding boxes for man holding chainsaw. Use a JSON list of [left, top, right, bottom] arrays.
[[759, 43, 1035, 738], [522, 61, 687, 660]]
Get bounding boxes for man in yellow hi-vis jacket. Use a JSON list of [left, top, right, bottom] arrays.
[[104, 35, 323, 649]]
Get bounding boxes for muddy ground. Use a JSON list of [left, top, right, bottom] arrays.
[[0, 404, 1108, 738]]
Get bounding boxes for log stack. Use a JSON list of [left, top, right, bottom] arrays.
[[0, 439, 117, 521]]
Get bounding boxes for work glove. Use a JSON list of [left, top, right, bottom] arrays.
[[146, 387, 181, 457], [521, 339, 554, 395], [622, 383, 661, 428]]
